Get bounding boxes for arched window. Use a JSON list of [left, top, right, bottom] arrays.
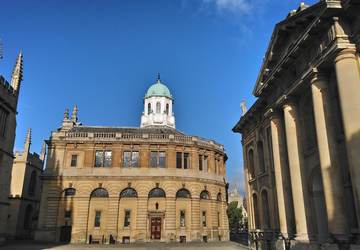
[[176, 188, 191, 199], [257, 141, 266, 173], [28, 171, 37, 196], [217, 192, 222, 202], [64, 188, 76, 197], [248, 149, 255, 178], [200, 190, 210, 200], [253, 193, 260, 229], [156, 102, 161, 114], [148, 188, 166, 198], [120, 188, 138, 198], [90, 188, 109, 198], [261, 190, 270, 229], [165, 104, 169, 114], [148, 103, 152, 115], [24, 205, 33, 229]]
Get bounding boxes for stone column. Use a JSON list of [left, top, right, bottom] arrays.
[[268, 110, 293, 236], [282, 101, 309, 241], [310, 71, 349, 239], [334, 49, 360, 227]]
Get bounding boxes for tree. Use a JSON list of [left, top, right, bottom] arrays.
[[227, 201, 243, 230]]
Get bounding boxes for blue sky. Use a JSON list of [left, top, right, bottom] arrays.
[[0, 0, 317, 194]]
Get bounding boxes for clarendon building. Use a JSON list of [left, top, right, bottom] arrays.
[[35, 77, 229, 244], [0, 51, 23, 244], [233, 1, 360, 250]]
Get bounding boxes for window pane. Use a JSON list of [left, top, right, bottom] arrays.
[[104, 151, 112, 167], [95, 211, 101, 227], [150, 152, 158, 168], [159, 152, 166, 168], [176, 152, 182, 169], [131, 151, 139, 168], [124, 210, 131, 227], [180, 210, 185, 227], [123, 151, 131, 168], [198, 155, 203, 171], [65, 210, 72, 219], [202, 211, 206, 227], [71, 155, 77, 167], [184, 153, 189, 169], [156, 102, 161, 113], [95, 151, 104, 167]]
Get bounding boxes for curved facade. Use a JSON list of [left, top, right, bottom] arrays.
[[35, 77, 229, 244]]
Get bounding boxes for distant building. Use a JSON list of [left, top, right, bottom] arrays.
[[8, 129, 45, 239], [0, 52, 23, 244], [35, 76, 229, 244], [233, 1, 360, 250], [228, 186, 247, 226]]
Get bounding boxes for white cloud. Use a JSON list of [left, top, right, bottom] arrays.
[[203, 0, 253, 14]]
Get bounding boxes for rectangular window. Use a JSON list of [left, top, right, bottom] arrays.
[[150, 151, 166, 168], [180, 210, 185, 227], [65, 210, 72, 219], [0, 106, 9, 137], [184, 153, 189, 169], [202, 211, 207, 227], [199, 155, 203, 171], [95, 151, 112, 167], [176, 152, 182, 169], [124, 210, 131, 227], [123, 151, 139, 168], [217, 212, 220, 227], [203, 156, 208, 172], [70, 155, 77, 167], [94, 211, 101, 227]]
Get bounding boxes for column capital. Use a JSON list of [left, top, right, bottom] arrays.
[[310, 68, 328, 90], [264, 108, 281, 120], [276, 95, 297, 110], [334, 48, 357, 63]]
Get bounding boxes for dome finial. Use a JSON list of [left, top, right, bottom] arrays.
[[157, 72, 161, 82]]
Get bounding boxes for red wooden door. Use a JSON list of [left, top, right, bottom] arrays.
[[150, 217, 161, 240]]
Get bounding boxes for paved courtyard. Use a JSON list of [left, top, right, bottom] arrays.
[[3, 241, 249, 250]]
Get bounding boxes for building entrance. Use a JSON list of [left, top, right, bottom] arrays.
[[150, 217, 161, 240]]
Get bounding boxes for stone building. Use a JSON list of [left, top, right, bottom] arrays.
[[0, 52, 23, 244], [8, 129, 45, 239], [35, 77, 229, 244], [233, 1, 360, 249]]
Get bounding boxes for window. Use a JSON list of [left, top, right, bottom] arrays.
[[24, 205, 33, 230], [95, 150, 112, 167], [165, 104, 169, 114], [217, 193, 222, 202], [120, 188, 138, 198], [0, 106, 8, 137], [91, 188, 109, 198], [148, 103, 151, 115], [156, 102, 161, 113], [148, 188, 166, 198], [202, 211, 207, 227], [70, 155, 77, 167], [123, 151, 139, 168], [65, 210, 72, 219], [217, 212, 220, 227], [150, 151, 166, 168], [94, 211, 101, 227], [176, 188, 191, 198], [200, 190, 210, 200], [261, 190, 271, 229], [28, 171, 37, 196], [64, 188, 76, 197], [257, 141, 265, 173], [176, 152, 190, 169], [199, 155, 208, 171], [248, 149, 255, 178], [124, 210, 131, 227], [180, 210, 185, 227]]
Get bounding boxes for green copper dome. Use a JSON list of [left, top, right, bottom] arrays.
[[145, 79, 172, 98]]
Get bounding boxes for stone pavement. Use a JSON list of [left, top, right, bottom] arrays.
[[2, 241, 249, 250]]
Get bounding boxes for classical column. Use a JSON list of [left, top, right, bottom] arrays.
[[334, 49, 360, 227], [310, 71, 349, 239], [282, 101, 309, 241], [268, 110, 293, 237]]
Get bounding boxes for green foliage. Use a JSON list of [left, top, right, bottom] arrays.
[[227, 201, 243, 229]]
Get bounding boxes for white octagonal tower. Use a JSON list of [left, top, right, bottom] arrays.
[[140, 75, 175, 128]]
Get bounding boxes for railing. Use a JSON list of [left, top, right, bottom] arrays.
[[65, 131, 223, 150]]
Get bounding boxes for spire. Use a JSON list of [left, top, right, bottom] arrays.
[[157, 72, 161, 83], [71, 105, 78, 123], [24, 128, 31, 153], [40, 141, 46, 161], [63, 108, 69, 121], [11, 51, 23, 92]]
